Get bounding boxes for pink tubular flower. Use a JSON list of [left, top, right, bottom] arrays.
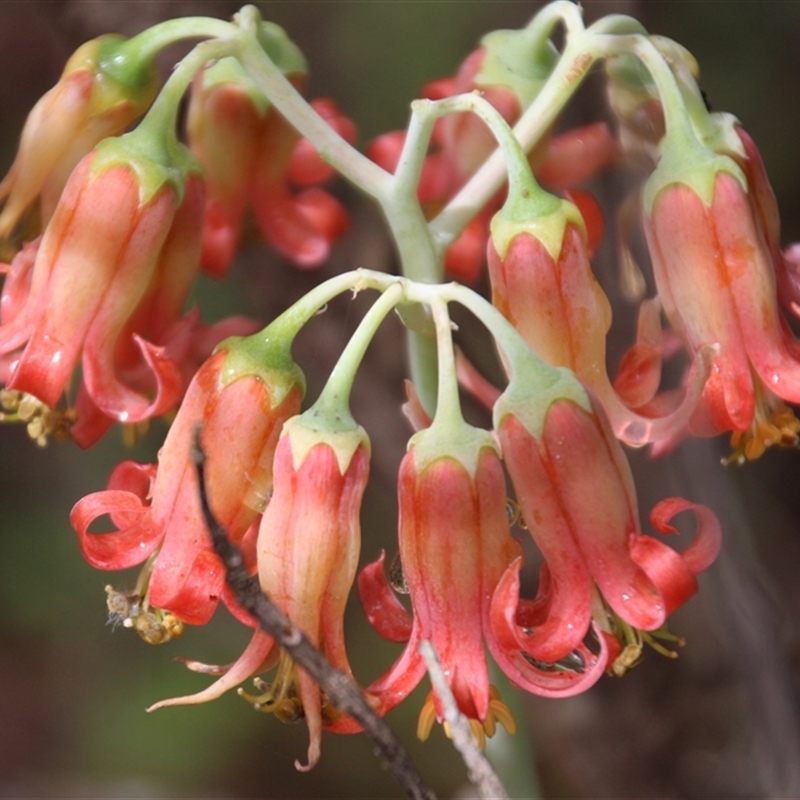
[[70, 343, 304, 629], [494, 392, 721, 675], [187, 59, 355, 277], [148, 421, 370, 772], [487, 196, 714, 446], [0, 36, 157, 246], [643, 159, 800, 460], [0, 129, 253, 447], [0, 151, 181, 427], [359, 437, 608, 746]]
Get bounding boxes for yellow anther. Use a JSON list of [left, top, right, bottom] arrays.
[[415, 685, 516, 748], [727, 399, 800, 464], [0, 389, 76, 446]]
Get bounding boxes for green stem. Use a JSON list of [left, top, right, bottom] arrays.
[[313, 282, 404, 426], [594, 33, 696, 150], [442, 282, 560, 390], [428, 296, 464, 432], [414, 95, 555, 215], [102, 17, 238, 80], [258, 270, 382, 348], [135, 38, 236, 151]]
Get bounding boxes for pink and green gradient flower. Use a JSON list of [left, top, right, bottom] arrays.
[[492, 365, 721, 676], [148, 418, 370, 772], [71, 337, 304, 630], [644, 155, 800, 460], [0, 35, 158, 248], [486, 157, 714, 448], [187, 57, 355, 277]]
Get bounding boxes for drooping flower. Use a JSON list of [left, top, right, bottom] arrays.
[[0, 35, 158, 250], [488, 347, 721, 676], [70, 338, 305, 630], [148, 417, 370, 772], [187, 55, 355, 277], [0, 115, 255, 446], [487, 174, 714, 446], [643, 150, 800, 460], [359, 425, 608, 746]]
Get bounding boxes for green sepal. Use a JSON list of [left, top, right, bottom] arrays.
[[95, 34, 160, 104], [642, 135, 746, 216], [283, 412, 370, 476], [476, 26, 559, 108], [490, 187, 585, 262], [493, 348, 590, 440], [90, 129, 202, 207], [215, 332, 306, 412], [409, 419, 497, 480]]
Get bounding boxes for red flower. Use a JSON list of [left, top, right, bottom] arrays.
[[187, 60, 355, 277], [148, 422, 370, 772], [487, 202, 714, 446], [495, 394, 721, 674], [70, 344, 304, 628], [359, 437, 607, 746], [0, 151, 182, 429], [644, 162, 800, 459], [0, 36, 157, 246]]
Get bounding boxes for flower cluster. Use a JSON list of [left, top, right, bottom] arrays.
[[3, 0, 798, 776]]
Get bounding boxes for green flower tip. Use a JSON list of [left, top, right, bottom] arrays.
[[491, 189, 586, 263], [216, 333, 307, 411], [90, 129, 201, 206], [493, 357, 590, 440], [642, 140, 747, 217], [476, 27, 559, 108], [95, 34, 160, 101], [409, 420, 497, 479], [236, 5, 307, 78], [283, 413, 370, 475]]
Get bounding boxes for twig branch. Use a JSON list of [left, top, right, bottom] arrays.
[[419, 641, 509, 800], [192, 428, 436, 800]]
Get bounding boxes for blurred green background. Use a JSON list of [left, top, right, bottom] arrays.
[[1, 2, 800, 798]]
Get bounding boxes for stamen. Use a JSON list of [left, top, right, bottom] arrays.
[[389, 551, 409, 594], [238, 651, 305, 724], [416, 691, 437, 742], [0, 389, 76, 446], [726, 399, 800, 464], [598, 602, 684, 676], [415, 685, 516, 748]]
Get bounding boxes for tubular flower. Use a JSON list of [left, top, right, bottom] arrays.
[[70, 341, 305, 630], [359, 430, 607, 748], [187, 57, 355, 277], [0, 148, 181, 435], [643, 156, 800, 461], [148, 419, 371, 772], [493, 386, 721, 677], [487, 190, 714, 446], [0, 36, 158, 250]]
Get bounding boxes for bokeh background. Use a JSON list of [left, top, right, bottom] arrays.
[[1, 1, 800, 797]]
